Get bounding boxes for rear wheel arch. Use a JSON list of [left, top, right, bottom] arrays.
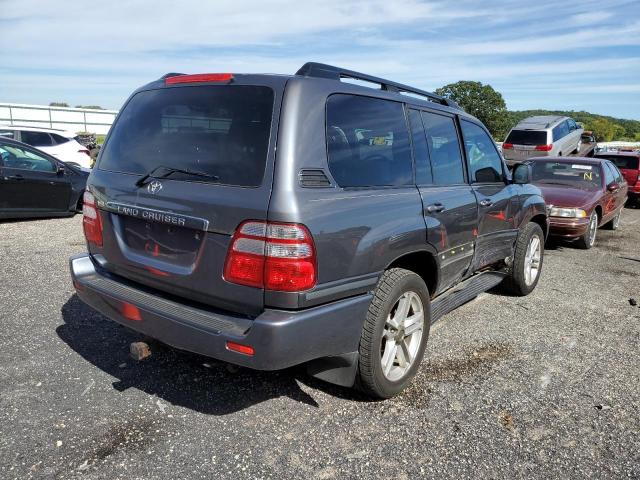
[[385, 250, 438, 298]]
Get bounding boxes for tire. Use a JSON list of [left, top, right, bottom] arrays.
[[502, 222, 544, 296], [576, 211, 598, 249], [603, 209, 621, 230], [573, 140, 581, 154], [356, 268, 431, 399]]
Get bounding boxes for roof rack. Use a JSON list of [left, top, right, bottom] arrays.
[[296, 62, 460, 109]]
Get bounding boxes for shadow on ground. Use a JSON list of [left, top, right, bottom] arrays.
[[57, 295, 369, 415]]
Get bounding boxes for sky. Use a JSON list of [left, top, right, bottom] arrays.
[[1, 0, 639, 119]]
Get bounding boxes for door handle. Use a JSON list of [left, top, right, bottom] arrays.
[[426, 203, 445, 214], [8, 175, 24, 181], [479, 199, 493, 207]]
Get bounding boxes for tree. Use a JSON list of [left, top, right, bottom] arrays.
[[49, 102, 69, 107], [435, 81, 509, 139], [75, 105, 104, 110]]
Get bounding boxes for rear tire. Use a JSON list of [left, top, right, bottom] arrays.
[[576, 211, 598, 249], [356, 268, 430, 399], [502, 222, 544, 296], [603, 210, 621, 230]]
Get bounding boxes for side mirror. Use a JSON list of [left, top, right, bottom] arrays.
[[56, 165, 65, 175], [607, 182, 619, 192], [513, 163, 531, 184]]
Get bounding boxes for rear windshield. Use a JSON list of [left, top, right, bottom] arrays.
[[596, 155, 639, 170], [531, 161, 602, 191], [505, 130, 547, 146], [99, 85, 274, 187]]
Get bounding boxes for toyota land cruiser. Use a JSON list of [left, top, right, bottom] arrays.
[[70, 63, 548, 398]]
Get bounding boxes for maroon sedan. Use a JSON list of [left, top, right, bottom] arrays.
[[528, 157, 628, 249]]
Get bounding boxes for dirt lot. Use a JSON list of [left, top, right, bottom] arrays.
[[1, 207, 639, 479]]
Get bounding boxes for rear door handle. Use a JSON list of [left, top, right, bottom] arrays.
[[479, 199, 493, 207], [426, 203, 445, 213]]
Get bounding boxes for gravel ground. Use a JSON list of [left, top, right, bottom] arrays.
[[1, 207, 639, 479]]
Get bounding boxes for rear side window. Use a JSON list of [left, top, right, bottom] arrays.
[[51, 134, 70, 145], [20, 131, 53, 147], [552, 122, 569, 142], [99, 85, 274, 187], [597, 155, 639, 170], [407, 109, 432, 184], [421, 111, 464, 185], [505, 130, 547, 146], [326, 94, 412, 188], [461, 120, 504, 183]]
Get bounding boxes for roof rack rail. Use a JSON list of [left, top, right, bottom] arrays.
[[160, 72, 186, 79], [295, 62, 460, 109]]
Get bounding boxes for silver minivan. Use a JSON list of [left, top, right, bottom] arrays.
[[502, 116, 583, 166]]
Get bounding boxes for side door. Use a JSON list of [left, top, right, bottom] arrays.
[[410, 108, 478, 293], [460, 119, 519, 269], [601, 162, 618, 222], [606, 161, 627, 215], [0, 141, 72, 214]]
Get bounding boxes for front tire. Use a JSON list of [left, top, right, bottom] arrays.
[[576, 212, 598, 249], [356, 268, 430, 399], [502, 222, 544, 296]]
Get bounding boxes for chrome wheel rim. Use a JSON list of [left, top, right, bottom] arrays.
[[588, 214, 598, 246], [380, 291, 425, 381], [524, 234, 542, 286]]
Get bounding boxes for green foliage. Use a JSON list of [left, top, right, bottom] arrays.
[[435, 81, 509, 139], [505, 109, 640, 142], [75, 105, 104, 110], [49, 102, 69, 107]]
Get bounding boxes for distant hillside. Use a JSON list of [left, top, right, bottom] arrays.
[[505, 110, 640, 142]]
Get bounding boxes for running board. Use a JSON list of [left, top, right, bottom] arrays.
[[431, 271, 507, 324]]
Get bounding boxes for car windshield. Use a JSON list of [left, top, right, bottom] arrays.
[[531, 161, 602, 191], [597, 155, 639, 170], [505, 130, 547, 146], [99, 85, 274, 187]]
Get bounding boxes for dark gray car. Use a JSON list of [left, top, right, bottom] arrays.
[[70, 63, 548, 398]]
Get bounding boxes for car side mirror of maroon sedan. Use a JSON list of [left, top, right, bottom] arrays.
[[607, 182, 620, 192]]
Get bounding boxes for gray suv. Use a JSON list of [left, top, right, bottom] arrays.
[[503, 115, 583, 166], [70, 63, 548, 398]]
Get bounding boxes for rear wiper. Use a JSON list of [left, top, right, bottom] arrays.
[[136, 165, 219, 187]]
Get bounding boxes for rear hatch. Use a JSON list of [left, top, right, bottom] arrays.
[[596, 154, 640, 186], [504, 129, 549, 161], [88, 76, 285, 316]]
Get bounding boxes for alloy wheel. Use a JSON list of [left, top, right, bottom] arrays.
[[524, 234, 542, 286]]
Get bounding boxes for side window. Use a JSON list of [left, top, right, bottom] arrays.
[[326, 94, 412, 188], [603, 162, 615, 186], [20, 131, 53, 147], [51, 134, 70, 145], [421, 111, 464, 185], [0, 142, 57, 172], [608, 162, 623, 183], [461, 120, 504, 183], [407, 109, 432, 184]]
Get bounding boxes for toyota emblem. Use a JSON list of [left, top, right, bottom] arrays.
[[147, 180, 163, 194]]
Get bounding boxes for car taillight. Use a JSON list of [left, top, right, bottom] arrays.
[[78, 149, 91, 156], [502, 143, 513, 150], [535, 144, 553, 151], [82, 191, 103, 247], [224, 221, 317, 291]]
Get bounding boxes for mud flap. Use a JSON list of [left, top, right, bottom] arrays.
[[306, 352, 359, 387]]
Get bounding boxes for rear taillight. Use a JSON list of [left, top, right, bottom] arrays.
[[165, 73, 234, 85], [535, 144, 553, 151], [82, 191, 103, 247], [224, 221, 317, 291], [502, 143, 513, 150], [78, 149, 90, 156]]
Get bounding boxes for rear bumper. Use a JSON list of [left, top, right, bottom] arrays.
[[548, 217, 590, 238], [70, 254, 371, 370]]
